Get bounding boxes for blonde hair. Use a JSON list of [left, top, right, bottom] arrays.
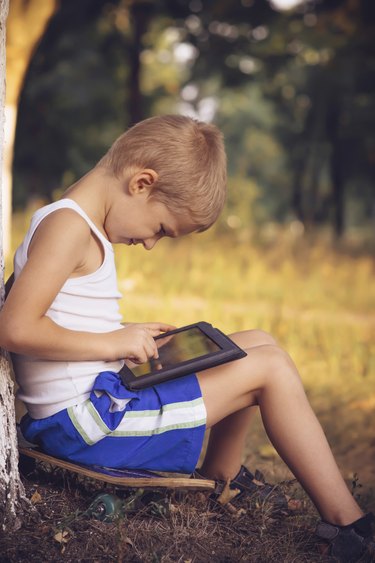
[[98, 115, 227, 230]]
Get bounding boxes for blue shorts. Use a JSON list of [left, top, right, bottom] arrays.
[[20, 371, 207, 473]]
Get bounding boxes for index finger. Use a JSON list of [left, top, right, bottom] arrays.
[[143, 323, 176, 335]]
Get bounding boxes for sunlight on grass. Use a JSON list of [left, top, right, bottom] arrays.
[[114, 228, 375, 508], [7, 209, 375, 509]]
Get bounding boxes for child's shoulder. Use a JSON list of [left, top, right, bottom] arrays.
[[26, 201, 93, 258], [31, 199, 88, 226], [32, 202, 91, 236]]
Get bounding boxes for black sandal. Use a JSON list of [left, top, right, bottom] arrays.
[[193, 465, 294, 514], [315, 512, 375, 563]]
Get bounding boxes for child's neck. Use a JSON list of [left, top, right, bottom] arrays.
[[62, 167, 119, 237]]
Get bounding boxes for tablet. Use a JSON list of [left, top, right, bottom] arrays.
[[119, 321, 247, 390]]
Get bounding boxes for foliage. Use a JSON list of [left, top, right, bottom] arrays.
[[11, 0, 375, 237]]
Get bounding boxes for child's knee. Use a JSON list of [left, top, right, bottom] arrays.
[[230, 329, 278, 350], [262, 345, 303, 390]]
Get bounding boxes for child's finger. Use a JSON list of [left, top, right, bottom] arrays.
[[139, 332, 159, 361], [146, 338, 159, 360], [130, 346, 153, 364], [143, 323, 176, 334]]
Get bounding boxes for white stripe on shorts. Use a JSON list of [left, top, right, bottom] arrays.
[[67, 398, 207, 446]]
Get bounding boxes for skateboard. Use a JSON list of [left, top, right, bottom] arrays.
[[19, 446, 216, 521]]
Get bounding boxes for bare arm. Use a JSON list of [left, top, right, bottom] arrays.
[[0, 210, 172, 363]]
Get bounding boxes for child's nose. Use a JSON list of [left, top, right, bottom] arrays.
[[143, 237, 158, 250]]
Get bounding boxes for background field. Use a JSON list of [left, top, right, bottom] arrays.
[[117, 231, 375, 511], [9, 207, 375, 513]]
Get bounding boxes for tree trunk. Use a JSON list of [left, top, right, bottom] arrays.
[[327, 102, 345, 238], [330, 140, 345, 238], [291, 147, 306, 224], [0, 0, 28, 531], [2, 0, 56, 258], [128, 1, 154, 126]]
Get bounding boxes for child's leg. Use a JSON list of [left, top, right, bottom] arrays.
[[197, 330, 364, 526], [201, 406, 255, 479], [201, 330, 274, 479]]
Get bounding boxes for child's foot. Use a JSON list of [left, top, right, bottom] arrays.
[[193, 465, 299, 514], [315, 512, 375, 562]]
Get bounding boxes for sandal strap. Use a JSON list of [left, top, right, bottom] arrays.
[[193, 465, 289, 511], [230, 465, 289, 510]]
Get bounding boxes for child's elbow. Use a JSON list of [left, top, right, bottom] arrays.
[[0, 319, 28, 353]]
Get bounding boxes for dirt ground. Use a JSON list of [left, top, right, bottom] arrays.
[[0, 461, 363, 563], [3, 379, 373, 562]]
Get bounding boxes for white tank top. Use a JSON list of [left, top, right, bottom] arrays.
[[12, 199, 124, 419]]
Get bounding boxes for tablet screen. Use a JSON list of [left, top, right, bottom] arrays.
[[129, 326, 221, 377]]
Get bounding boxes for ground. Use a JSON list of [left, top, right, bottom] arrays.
[[0, 460, 366, 563]]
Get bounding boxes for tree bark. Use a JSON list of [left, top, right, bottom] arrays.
[[0, 0, 28, 531], [128, 1, 154, 126], [2, 0, 56, 258], [327, 102, 345, 238]]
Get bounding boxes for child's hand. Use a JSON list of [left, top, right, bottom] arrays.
[[111, 322, 175, 364]]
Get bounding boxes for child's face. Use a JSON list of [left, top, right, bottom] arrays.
[[105, 194, 196, 249]]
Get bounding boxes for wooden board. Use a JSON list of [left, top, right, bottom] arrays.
[[19, 447, 216, 491]]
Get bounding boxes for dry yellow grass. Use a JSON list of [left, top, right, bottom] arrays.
[[7, 209, 375, 512], [113, 228, 375, 510]]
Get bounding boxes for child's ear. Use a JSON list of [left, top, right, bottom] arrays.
[[128, 169, 158, 196]]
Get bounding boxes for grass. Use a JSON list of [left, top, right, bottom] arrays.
[[1, 472, 328, 562], [3, 208, 375, 560], [112, 227, 375, 509]]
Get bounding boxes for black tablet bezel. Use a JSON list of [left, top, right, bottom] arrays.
[[118, 321, 247, 390]]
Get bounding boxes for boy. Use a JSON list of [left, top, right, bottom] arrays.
[[0, 115, 373, 562]]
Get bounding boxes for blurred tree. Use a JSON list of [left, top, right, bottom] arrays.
[[11, 0, 375, 237], [271, 0, 375, 236], [128, 0, 155, 124], [13, 0, 130, 205], [176, 0, 375, 235], [3, 0, 56, 256], [0, 0, 30, 531]]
